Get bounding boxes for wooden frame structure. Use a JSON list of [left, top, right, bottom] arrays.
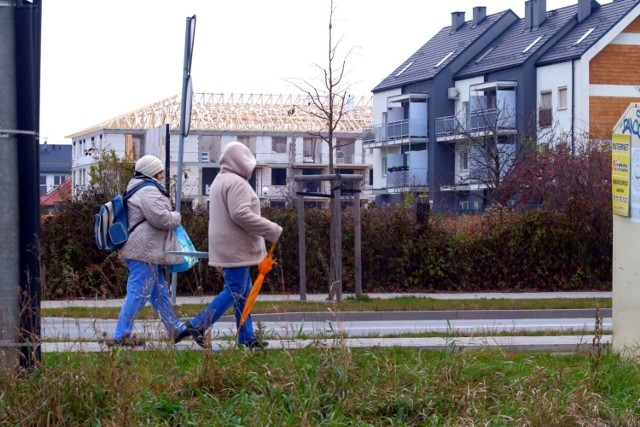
[[68, 93, 372, 138], [294, 173, 363, 301]]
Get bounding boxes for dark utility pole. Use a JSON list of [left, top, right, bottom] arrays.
[[0, 1, 21, 375], [15, 0, 42, 369]]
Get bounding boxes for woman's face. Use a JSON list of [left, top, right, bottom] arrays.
[[154, 170, 165, 181]]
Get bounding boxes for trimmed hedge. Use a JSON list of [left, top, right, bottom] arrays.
[[40, 202, 612, 300]]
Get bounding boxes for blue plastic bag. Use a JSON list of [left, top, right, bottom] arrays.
[[167, 225, 199, 273]]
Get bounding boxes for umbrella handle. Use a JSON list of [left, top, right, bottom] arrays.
[[267, 242, 277, 258]]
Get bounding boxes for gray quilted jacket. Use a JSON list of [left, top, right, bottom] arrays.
[[118, 178, 182, 265]]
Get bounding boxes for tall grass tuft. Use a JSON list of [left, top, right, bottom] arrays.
[[3, 347, 640, 425]]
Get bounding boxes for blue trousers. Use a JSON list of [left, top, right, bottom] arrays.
[[191, 266, 255, 345], [114, 260, 183, 341]]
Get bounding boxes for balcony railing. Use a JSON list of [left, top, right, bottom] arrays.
[[469, 108, 498, 132], [386, 166, 428, 189], [435, 115, 462, 136], [436, 108, 516, 137], [363, 119, 428, 145]]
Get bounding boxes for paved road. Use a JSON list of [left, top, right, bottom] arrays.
[[43, 315, 611, 342], [40, 292, 612, 354]]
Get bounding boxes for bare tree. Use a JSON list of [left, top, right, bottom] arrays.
[[288, 0, 354, 174], [446, 99, 533, 206], [287, 0, 357, 301]]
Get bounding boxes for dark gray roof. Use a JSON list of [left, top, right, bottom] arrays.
[[457, 4, 578, 79], [373, 11, 513, 92], [39, 144, 72, 174], [538, 0, 640, 65]]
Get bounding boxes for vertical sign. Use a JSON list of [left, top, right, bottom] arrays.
[[612, 133, 631, 216]]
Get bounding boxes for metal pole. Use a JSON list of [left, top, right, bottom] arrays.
[[15, 0, 41, 369], [164, 123, 170, 191], [171, 16, 194, 303], [0, 3, 21, 375]]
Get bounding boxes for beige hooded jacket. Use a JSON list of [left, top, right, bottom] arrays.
[[119, 178, 182, 265], [208, 142, 282, 267]]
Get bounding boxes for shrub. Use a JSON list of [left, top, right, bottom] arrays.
[[40, 199, 612, 299]]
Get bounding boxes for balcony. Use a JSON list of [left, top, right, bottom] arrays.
[[435, 108, 516, 142], [386, 166, 428, 190], [435, 115, 462, 137], [362, 119, 428, 148]]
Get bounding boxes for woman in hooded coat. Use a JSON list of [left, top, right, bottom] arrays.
[[182, 142, 282, 348]]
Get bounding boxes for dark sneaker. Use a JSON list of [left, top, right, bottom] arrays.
[[240, 340, 269, 349], [102, 334, 145, 347], [174, 327, 191, 344], [178, 321, 206, 348]]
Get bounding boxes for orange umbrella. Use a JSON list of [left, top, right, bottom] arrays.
[[238, 243, 277, 334]]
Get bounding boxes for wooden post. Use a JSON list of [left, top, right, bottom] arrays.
[[416, 195, 430, 232], [293, 173, 362, 303], [354, 190, 362, 298], [297, 188, 307, 301], [333, 176, 342, 302]]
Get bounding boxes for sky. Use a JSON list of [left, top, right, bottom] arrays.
[[40, 0, 596, 144]]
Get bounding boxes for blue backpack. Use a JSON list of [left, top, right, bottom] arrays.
[[94, 181, 157, 251]]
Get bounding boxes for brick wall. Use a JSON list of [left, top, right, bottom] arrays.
[[588, 16, 640, 138]]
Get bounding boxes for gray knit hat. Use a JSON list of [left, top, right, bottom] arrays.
[[135, 155, 164, 177]]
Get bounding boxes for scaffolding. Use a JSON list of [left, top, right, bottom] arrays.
[[68, 93, 373, 138]]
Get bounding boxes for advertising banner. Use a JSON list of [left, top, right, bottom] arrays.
[[612, 133, 631, 217]]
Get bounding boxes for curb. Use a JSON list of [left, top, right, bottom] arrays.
[[41, 335, 612, 354], [246, 308, 612, 322]]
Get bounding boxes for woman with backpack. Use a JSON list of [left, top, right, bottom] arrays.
[[110, 155, 191, 346]]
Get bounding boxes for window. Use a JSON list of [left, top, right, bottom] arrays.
[[574, 28, 595, 46], [558, 87, 568, 110], [459, 148, 469, 171], [199, 152, 210, 162], [272, 168, 287, 185], [522, 36, 542, 53], [539, 91, 552, 128], [540, 91, 552, 109], [303, 138, 318, 162], [396, 61, 414, 76], [434, 52, 454, 68], [475, 47, 493, 64], [39, 175, 47, 196], [237, 136, 256, 154], [381, 156, 387, 177], [272, 137, 287, 153], [336, 138, 355, 163]]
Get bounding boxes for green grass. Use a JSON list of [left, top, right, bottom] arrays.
[[2, 347, 637, 425], [42, 296, 612, 319]]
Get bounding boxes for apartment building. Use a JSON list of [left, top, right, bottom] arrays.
[[67, 93, 373, 207], [367, 0, 640, 212]]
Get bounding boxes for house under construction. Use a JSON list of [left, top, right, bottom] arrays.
[[68, 93, 374, 207]]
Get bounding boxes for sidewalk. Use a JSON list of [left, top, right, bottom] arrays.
[[41, 291, 612, 309], [40, 292, 612, 354]]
